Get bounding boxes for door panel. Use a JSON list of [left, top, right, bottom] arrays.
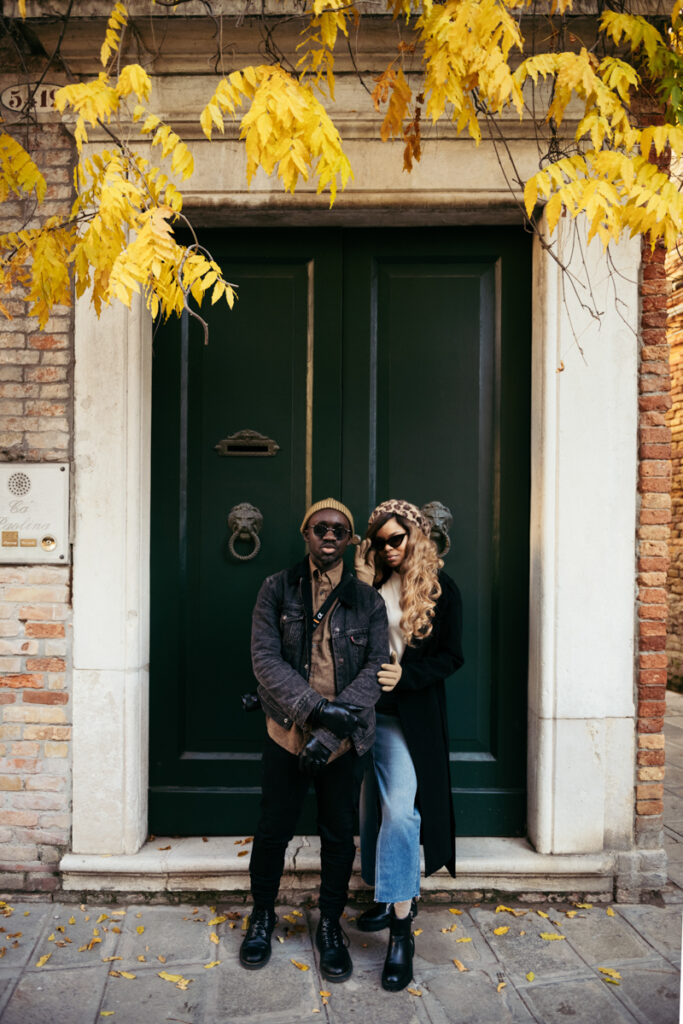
[[150, 228, 530, 837]]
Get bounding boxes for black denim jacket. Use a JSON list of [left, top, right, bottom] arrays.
[[251, 558, 389, 756]]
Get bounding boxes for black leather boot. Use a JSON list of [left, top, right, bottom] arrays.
[[357, 898, 418, 932], [239, 907, 277, 970], [315, 915, 352, 983], [381, 908, 414, 992]]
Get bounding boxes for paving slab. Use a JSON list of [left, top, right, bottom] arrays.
[[520, 977, 641, 1024], [114, 904, 214, 968], [558, 906, 655, 964], [469, 907, 587, 982], [316, 965, 427, 1024], [0, 965, 108, 1024], [420, 965, 537, 1023], [100, 960, 206, 1024], [204, 948, 322, 1023], [608, 960, 680, 1024], [410, 907, 496, 967], [0, 902, 50, 969], [617, 905, 682, 968], [26, 904, 120, 971]]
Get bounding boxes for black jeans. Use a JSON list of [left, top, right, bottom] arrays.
[[249, 735, 366, 919]]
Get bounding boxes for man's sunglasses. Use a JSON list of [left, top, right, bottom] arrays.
[[308, 522, 352, 541], [372, 531, 407, 552]]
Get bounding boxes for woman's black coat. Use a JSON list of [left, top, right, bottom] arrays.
[[394, 570, 464, 877]]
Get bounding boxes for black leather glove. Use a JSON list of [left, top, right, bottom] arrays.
[[298, 734, 332, 775], [309, 698, 364, 739]]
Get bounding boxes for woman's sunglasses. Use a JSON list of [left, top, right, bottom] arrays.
[[371, 531, 407, 552], [308, 522, 352, 541]]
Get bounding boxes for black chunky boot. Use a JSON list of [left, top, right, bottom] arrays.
[[315, 915, 352, 983], [239, 907, 277, 970], [381, 907, 414, 992], [357, 898, 418, 933]]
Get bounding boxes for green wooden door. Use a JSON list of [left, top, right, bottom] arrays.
[[149, 227, 530, 837]]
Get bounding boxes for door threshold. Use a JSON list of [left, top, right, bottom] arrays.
[[60, 836, 614, 897]]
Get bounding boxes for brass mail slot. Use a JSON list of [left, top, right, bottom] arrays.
[[215, 429, 280, 458]]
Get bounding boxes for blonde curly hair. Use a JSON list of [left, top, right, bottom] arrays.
[[368, 512, 442, 645]]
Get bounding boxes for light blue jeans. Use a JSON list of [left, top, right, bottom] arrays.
[[360, 713, 421, 904]]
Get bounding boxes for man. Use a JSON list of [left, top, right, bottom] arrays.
[[240, 498, 388, 983]]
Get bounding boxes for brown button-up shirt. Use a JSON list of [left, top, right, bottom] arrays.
[[267, 557, 350, 760]]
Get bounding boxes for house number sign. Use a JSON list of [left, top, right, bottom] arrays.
[[0, 464, 69, 564]]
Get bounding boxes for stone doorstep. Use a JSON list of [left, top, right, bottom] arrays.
[[60, 836, 614, 895]]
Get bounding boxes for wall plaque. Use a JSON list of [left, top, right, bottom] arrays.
[[0, 464, 69, 563]]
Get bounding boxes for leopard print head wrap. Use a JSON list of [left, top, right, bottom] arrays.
[[367, 499, 430, 537]]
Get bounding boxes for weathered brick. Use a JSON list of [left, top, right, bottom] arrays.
[[636, 799, 664, 815], [0, 811, 38, 827], [23, 623, 65, 639], [638, 716, 665, 732], [4, 706, 66, 723], [22, 725, 71, 741], [25, 658, 65, 672], [640, 732, 665, 748], [638, 766, 665, 781], [638, 749, 665, 766], [44, 741, 68, 758], [22, 691, 67, 706], [0, 674, 43, 689], [25, 775, 65, 792]]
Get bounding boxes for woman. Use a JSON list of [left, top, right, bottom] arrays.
[[354, 499, 464, 992]]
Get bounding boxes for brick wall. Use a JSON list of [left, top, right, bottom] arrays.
[[667, 249, 683, 684], [636, 238, 671, 853], [0, 122, 74, 890]]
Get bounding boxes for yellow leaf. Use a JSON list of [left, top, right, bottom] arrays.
[[603, 977, 620, 985], [526, 971, 535, 982], [456, 937, 472, 943], [606, 907, 615, 917], [208, 916, 226, 926], [414, 928, 423, 936], [68, 917, 76, 925], [599, 967, 622, 979], [574, 903, 592, 909], [36, 953, 52, 967], [497, 981, 507, 992], [407, 987, 422, 996], [158, 971, 184, 983], [204, 961, 221, 969], [291, 959, 309, 971], [96, 914, 108, 924], [565, 910, 579, 918], [537, 911, 549, 918], [157, 955, 166, 963], [449, 908, 463, 915], [319, 991, 331, 997], [136, 926, 144, 935], [102, 956, 123, 962], [453, 958, 468, 972], [119, 971, 136, 980], [48, 933, 55, 941], [540, 933, 565, 941], [210, 933, 219, 945], [493, 926, 509, 936]]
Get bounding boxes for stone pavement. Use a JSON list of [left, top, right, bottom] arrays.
[[0, 696, 681, 1024]]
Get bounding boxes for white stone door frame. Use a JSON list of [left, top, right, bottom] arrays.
[[69, 216, 640, 859]]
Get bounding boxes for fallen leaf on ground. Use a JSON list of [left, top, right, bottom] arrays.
[[208, 916, 226, 926], [606, 907, 615, 917], [242, 917, 249, 931], [320, 990, 330, 997], [111, 911, 126, 917], [157, 846, 171, 851], [575, 903, 592, 909], [136, 926, 144, 935], [202, 837, 208, 842], [526, 971, 535, 982], [158, 970, 193, 990], [111, 927, 121, 934], [414, 928, 423, 936], [312, 1010, 320, 1014], [540, 933, 565, 941], [226, 912, 242, 920], [204, 961, 221, 969], [102, 956, 122, 963], [36, 953, 51, 967], [493, 926, 509, 936], [497, 981, 507, 992], [135, 913, 142, 918], [448, 908, 463, 915], [68, 916, 76, 925], [452, 959, 468, 972], [100, 1013, 114, 1017], [407, 987, 422, 996], [210, 932, 219, 945], [237, 850, 249, 857], [599, 967, 622, 979], [157, 955, 166, 963], [96, 914, 108, 924], [565, 910, 579, 918], [520, 931, 526, 936], [291, 959, 309, 971], [456, 937, 472, 943], [277, 937, 284, 943], [47, 933, 55, 942], [138, 956, 146, 962], [495, 905, 527, 917], [536, 911, 549, 919]]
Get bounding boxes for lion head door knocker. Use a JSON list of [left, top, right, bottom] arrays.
[[227, 503, 263, 562], [421, 501, 453, 557]]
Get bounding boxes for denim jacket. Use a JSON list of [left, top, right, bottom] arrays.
[[251, 558, 389, 756]]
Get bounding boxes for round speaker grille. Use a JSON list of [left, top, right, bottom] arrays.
[[7, 472, 31, 497]]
